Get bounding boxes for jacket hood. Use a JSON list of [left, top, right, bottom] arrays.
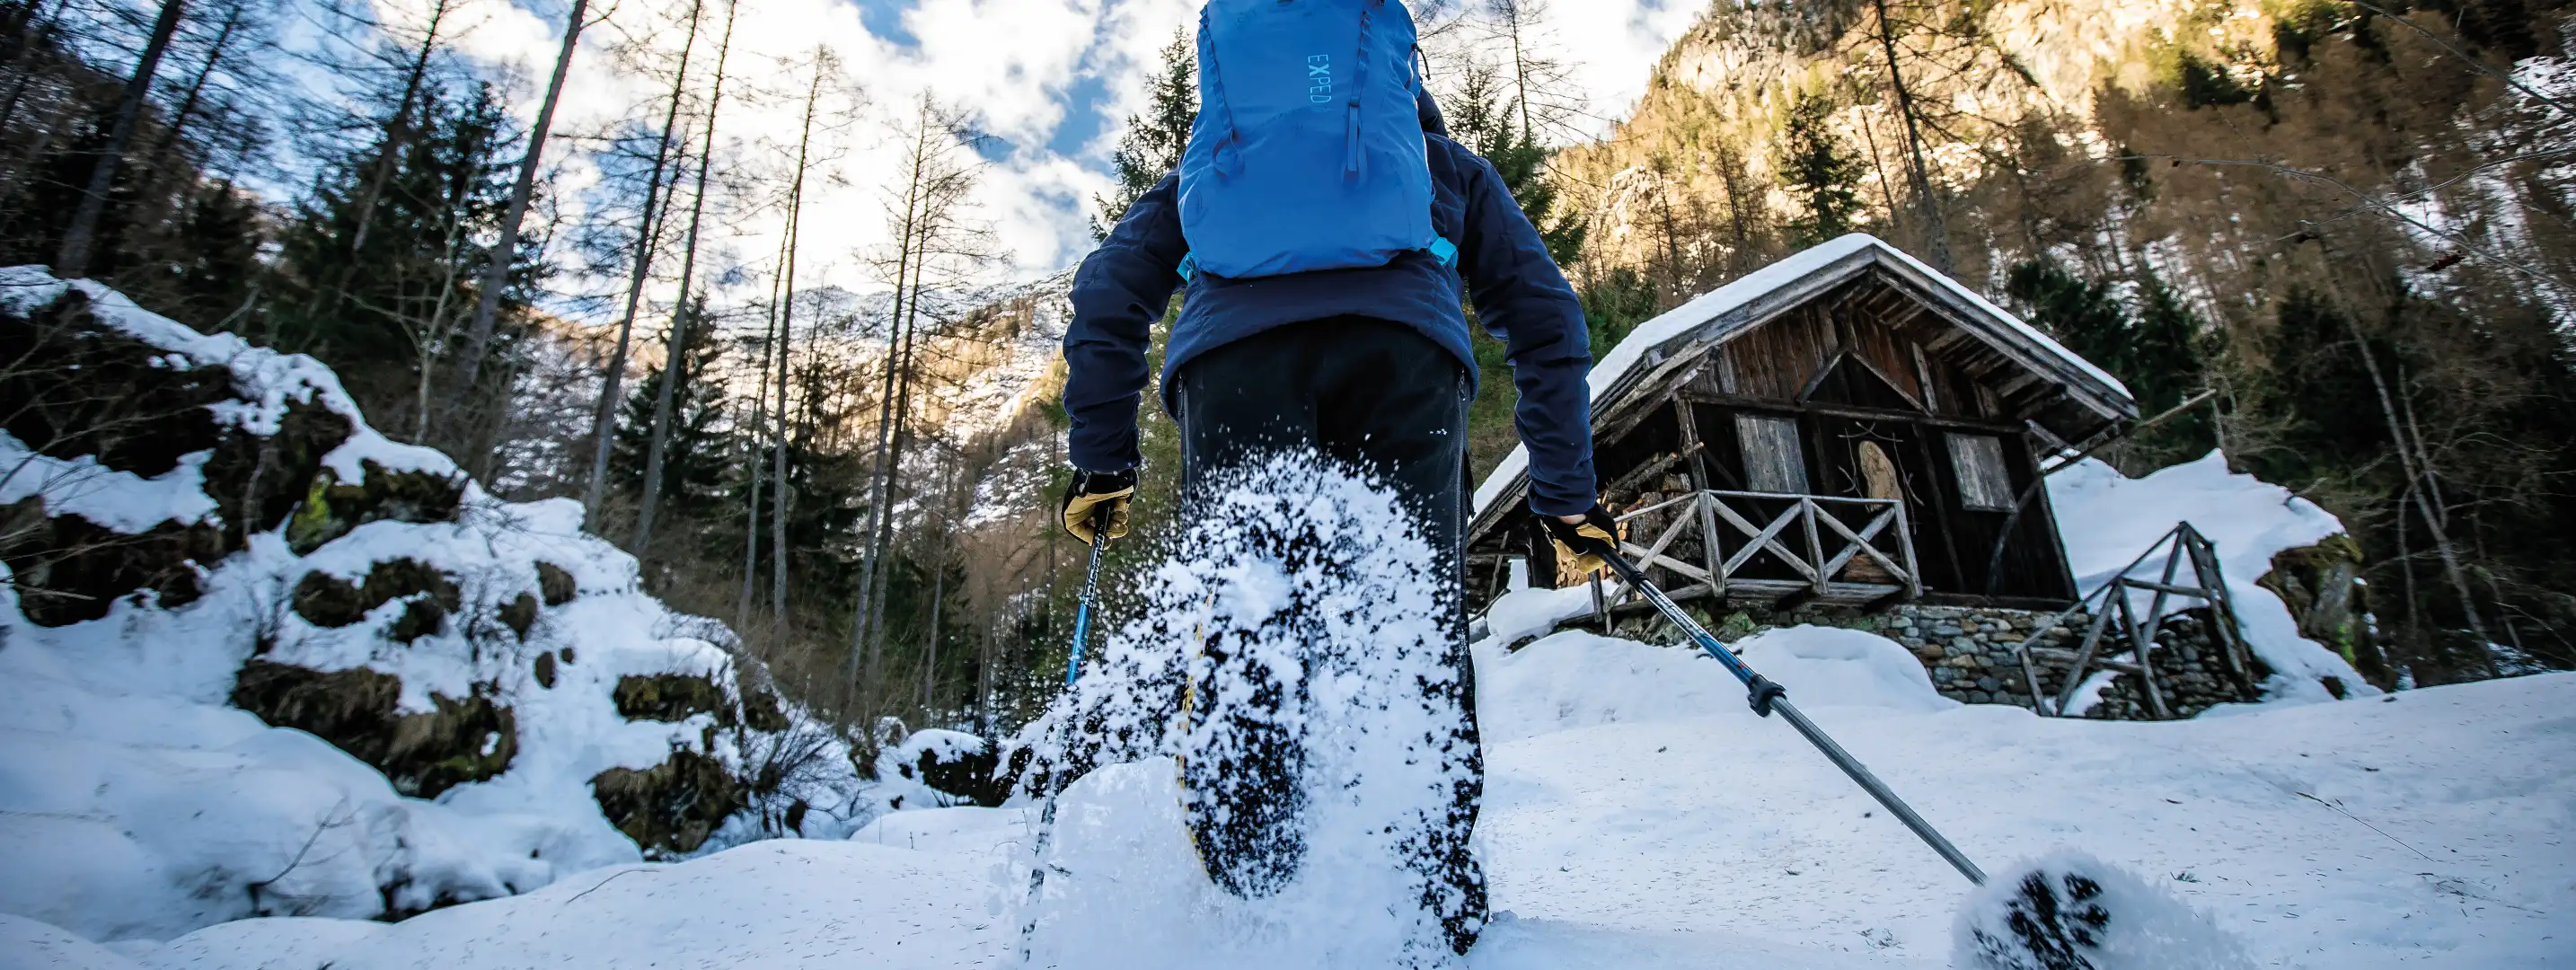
[[1418, 90, 1449, 138]]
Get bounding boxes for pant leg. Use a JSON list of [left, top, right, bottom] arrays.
[[1300, 318, 1487, 956], [1174, 317, 1486, 952], [1171, 326, 1326, 900]]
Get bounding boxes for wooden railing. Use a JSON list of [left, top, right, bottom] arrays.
[[1610, 489, 1920, 606]]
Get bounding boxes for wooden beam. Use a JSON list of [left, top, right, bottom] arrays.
[[2051, 601, 2123, 715], [1601, 446, 1695, 500], [1672, 401, 1732, 595]]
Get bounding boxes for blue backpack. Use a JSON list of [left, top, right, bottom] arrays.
[[1178, 0, 1455, 282]]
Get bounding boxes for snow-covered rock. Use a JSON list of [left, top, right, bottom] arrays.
[[0, 269, 867, 946], [2047, 452, 2373, 701]]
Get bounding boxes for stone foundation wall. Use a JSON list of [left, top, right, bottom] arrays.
[[1580, 597, 2261, 717], [1877, 605, 2086, 709], [1592, 600, 2087, 709], [2028, 610, 2270, 719]]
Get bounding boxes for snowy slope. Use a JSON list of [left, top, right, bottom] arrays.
[[0, 270, 869, 948], [52, 627, 2572, 969]]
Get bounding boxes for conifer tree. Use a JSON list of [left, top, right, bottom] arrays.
[[1091, 29, 1193, 238], [266, 79, 527, 435], [1778, 91, 1862, 245], [611, 292, 730, 526]]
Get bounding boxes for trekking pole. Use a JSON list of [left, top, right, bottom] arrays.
[[1019, 519, 1110, 958], [1596, 549, 1988, 886], [1064, 519, 1110, 685]]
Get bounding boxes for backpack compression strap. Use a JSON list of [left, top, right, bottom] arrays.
[[1178, 237, 1456, 284]]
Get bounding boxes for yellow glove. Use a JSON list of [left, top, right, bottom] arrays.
[[1060, 469, 1136, 544], [1543, 506, 1620, 575]]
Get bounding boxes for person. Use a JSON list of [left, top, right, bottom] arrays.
[[1054, 2, 1619, 956]]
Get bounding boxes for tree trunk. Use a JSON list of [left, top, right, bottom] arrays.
[[584, 0, 704, 520], [633, 0, 737, 554], [848, 101, 942, 701], [54, 0, 188, 279], [737, 228, 787, 633], [770, 47, 823, 645], [1868, 0, 1951, 273], [2345, 316, 2495, 676], [328, 0, 455, 315], [921, 562, 944, 712], [448, 0, 589, 419], [0, 2, 58, 142], [862, 237, 935, 687], [147, 0, 241, 165]]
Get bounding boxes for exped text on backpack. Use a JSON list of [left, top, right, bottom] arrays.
[[1177, 0, 1455, 282]]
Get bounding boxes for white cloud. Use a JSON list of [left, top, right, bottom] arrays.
[[1539, 0, 1704, 138], [390, 0, 1701, 316]]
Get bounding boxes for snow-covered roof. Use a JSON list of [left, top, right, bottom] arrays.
[[1472, 234, 2138, 519]]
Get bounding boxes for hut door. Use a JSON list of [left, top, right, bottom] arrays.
[[1842, 441, 1902, 584], [1816, 424, 1919, 584]]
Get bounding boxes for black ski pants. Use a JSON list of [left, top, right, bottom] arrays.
[[1170, 313, 1486, 955]]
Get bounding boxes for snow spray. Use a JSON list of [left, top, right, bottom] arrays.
[[1956, 850, 2255, 970], [1003, 455, 1473, 967]]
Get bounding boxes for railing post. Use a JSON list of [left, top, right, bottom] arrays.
[[1892, 498, 1920, 599], [1696, 490, 1726, 602], [1801, 497, 1828, 596]]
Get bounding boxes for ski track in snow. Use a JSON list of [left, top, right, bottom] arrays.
[[45, 653, 2573, 969]]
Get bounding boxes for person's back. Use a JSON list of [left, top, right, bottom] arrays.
[[1055, 0, 1624, 957]]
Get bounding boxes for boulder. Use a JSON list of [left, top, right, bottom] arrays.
[[290, 558, 463, 637], [498, 592, 537, 640], [534, 561, 578, 605], [591, 749, 745, 856], [284, 460, 465, 555], [0, 498, 225, 625], [229, 659, 517, 798], [2259, 534, 2392, 689], [614, 673, 734, 726], [0, 289, 230, 478], [883, 729, 1017, 807]]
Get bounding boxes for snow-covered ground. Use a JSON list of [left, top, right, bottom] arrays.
[[33, 626, 2569, 969]]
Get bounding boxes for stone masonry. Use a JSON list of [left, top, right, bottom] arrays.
[[1579, 598, 2264, 717]]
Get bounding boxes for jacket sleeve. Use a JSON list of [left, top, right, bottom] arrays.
[[1063, 173, 1188, 472], [1455, 155, 1599, 516]]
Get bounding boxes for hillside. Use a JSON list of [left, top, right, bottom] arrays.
[[1549, 0, 2576, 688]]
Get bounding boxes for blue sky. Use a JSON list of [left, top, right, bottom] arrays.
[[438, 0, 1701, 298]]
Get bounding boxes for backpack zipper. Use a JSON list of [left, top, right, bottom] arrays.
[[1345, 0, 1383, 179]]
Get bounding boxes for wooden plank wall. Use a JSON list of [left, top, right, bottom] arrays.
[[1466, 270, 2084, 611]]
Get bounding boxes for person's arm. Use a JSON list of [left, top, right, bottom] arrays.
[[1063, 173, 1188, 472], [1453, 154, 1598, 518]]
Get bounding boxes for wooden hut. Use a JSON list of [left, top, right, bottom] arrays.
[[1468, 234, 2138, 614]]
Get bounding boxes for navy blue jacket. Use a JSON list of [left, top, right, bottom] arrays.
[[1062, 94, 1598, 516]]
